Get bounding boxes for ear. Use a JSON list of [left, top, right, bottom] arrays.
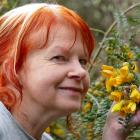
[[0, 87, 16, 109]]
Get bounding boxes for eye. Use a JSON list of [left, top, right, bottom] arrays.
[[79, 59, 88, 67], [51, 55, 67, 63]]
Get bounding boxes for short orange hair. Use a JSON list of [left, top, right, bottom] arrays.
[[0, 3, 95, 109]]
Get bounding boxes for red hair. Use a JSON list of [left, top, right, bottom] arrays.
[[0, 3, 95, 109]]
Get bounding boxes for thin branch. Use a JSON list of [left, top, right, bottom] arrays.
[[92, 2, 140, 64], [90, 27, 105, 35]]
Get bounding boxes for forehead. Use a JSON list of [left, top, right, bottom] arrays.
[[24, 22, 88, 57], [47, 23, 88, 55], [47, 23, 80, 46]]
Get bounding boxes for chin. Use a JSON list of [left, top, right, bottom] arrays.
[[55, 99, 82, 116], [63, 104, 81, 115]]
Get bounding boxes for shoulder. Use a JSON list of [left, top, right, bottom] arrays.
[[0, 102, 10, 139], [42, 132, 54, 140]]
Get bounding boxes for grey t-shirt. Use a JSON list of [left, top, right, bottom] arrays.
[[0, 102, 53, 140]]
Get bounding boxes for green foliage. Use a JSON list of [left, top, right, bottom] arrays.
[[89, 2, 140, 140]]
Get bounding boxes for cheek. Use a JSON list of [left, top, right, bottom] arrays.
[[25, 66, 66, 91]]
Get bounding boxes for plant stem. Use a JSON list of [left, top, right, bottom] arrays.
[[90, 27, 105, 35]]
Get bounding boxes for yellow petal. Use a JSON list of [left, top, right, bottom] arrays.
[[115, 76, 123, 86], [102, 65, 114, 71], [82, 102, 92, 113], [119, 100, 136, 115], [53, 128, 65, 137], [120, 106, 127, 116], [106, 79, 113, 92], [111, 101, 123, 112], [125, 101, 136, 113], [101, 70, 114, 78], [120, 65, 129, 77], [109, 91, 123, 102], [128, 51, 134, 59], [130, 88, 140, 103], [109, 78, 117, 86]]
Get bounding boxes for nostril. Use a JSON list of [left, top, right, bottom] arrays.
[[71, 75, 81, 80], [67, 70, 86, 80]]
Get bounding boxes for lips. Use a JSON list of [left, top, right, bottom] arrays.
[[58, 87, 83, 93]]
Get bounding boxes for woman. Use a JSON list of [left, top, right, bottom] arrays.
[[0, 2, 139, 140]]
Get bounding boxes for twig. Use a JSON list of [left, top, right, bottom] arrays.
[[90, 27, 105, 35]]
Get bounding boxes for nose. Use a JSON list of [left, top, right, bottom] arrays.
[[67, 61, 87, 81]]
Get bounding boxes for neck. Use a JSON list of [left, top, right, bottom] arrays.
[[11, 102, 61, 139]]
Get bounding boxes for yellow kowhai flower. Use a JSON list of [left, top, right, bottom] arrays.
[[120, 73, 134, 83], [109, 91, 123, 102], [128, 51, 134, 59], [111, 101, 123, 113], [101, 65, 115, 78], [121, 100, 136, 114], [126, 101, 136, 114], [114, 76, 123, 86], [101, 70, 114, 78], [82, 102, 92, 113], [105, 72, 130, 92], [111, 100, 136, 116], [102, 62, 139, 117], [119, 101, 136, 116], [119, 65, 134, 83], [102, 65, 114, 71], [120, 65, 129, 77], [130, 88, 140, 103], [105, 78, 117, 92], [105, 79, 112, 92], [119, 106, 128, 116], [53, 128, 65, 137], [107, 76, 122, 87], [105, 76, 122, 92]]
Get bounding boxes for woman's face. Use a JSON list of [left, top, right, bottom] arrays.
[[18, 23, 90, 116]]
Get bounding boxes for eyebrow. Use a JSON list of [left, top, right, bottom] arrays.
[[52, 45, 70, 54], [51, 45, 89, 59]]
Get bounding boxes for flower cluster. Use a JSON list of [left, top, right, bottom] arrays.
[[101, 62, 140, 116]]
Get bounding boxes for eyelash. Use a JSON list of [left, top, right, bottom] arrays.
[[79, 59, 88, 67], [51, 55, 88, 67], [51, 55, 67, 63]]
